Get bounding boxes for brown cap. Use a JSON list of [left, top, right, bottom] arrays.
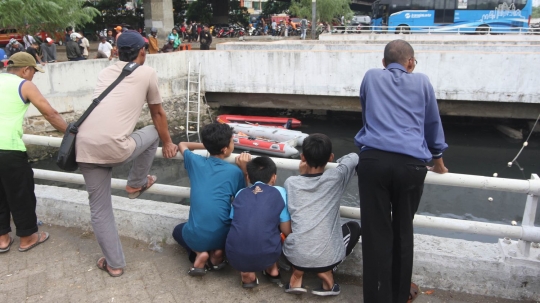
[[7, 52, 44, 73]]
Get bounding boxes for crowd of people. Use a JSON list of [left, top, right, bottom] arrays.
[[0, 29, 448, 302], [0, 23, 212, 68]]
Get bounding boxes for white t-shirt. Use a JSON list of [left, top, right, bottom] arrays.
[[97, 41, 113, 58], [81, 37, 90, 56]]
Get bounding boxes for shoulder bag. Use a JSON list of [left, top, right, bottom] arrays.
[[56, 62, 140, 171]]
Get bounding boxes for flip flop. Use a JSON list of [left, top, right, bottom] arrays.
[[241, 278, 259, 289], [262, 270, 282, 283], [188, 267, 207, 276], [18, 232, 49, 252], [0, 237, 14, 253], [206, 259, 227, 271], [127, 175, 157, 199], [285, 283, 307, 294], [407, 282, 420, 303], [97, 257, 124, 277]]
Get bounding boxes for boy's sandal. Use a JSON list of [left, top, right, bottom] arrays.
[[284, 283, 307, 294], [96, 257, 124, 277], [241, 278, 259, 289], [407, 282, 420, 303], [127, 175, 157, 199], [188, 267, 207, 276], [262, 270, 282, 283], [0, 236, 14, 253], [206, 259, 227, 271]]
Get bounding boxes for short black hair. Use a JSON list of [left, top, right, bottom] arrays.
[[66, 26, 73, 32], [301, 133, 332, 169], [201, 123, 233, 155], [247, 156, 277, 184], [118, 47, 140, 62], [383, 39, 414, 66]]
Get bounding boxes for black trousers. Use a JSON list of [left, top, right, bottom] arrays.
[[0, 150, 38, 237], [357, 149, 427, 303], [200, 44, 210, 50]]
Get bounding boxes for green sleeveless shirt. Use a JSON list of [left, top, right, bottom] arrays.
[[0, 73, 29, 152]]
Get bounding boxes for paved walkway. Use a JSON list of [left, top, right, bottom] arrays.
[[0, 225, 531, 303]]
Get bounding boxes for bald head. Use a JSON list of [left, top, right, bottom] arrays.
[[384, 40, 414, 66]]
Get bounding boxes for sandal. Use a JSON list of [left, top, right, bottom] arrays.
[[407, 282, 420, 303], [18, 232, 49, 252], [241, 278, 259, 288], [96, 257, 124, 277], [188, 267, 207, 276], [262, 270, 281, 283], [285, 283, 307, 294], [206, 259, 227, 271], [0, 236, 14, 253], [127, 175, 157, 199]]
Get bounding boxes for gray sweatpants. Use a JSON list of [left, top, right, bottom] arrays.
[[79, 126, 159, 269]]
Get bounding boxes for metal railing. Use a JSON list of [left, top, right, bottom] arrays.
[[23, 134, 540, 257], [328, 25, 540, 35]]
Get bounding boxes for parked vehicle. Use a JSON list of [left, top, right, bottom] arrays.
[[0, 28, 23, 46]]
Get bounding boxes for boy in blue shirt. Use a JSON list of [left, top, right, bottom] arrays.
[[172, 123, 246, 276], [226, 155, 292, 288]]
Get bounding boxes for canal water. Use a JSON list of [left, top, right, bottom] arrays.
[[31, 110, 540, 243]]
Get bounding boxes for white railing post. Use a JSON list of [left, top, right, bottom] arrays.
[[457, 27, 460, 35], [518, 174, 540, 257]]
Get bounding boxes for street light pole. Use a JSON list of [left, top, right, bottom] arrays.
[[311, 0, 316, 39]]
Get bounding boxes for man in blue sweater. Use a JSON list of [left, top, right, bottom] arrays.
[[355, 39, 448, 303]]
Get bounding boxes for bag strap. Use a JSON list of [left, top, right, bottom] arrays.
[[70, 62, 140, 131]]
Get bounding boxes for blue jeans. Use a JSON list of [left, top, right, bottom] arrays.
[[172, 223, 196, 263]]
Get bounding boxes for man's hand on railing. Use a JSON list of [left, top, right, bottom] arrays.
[[428, 158, 449, 174], [162, 142, 179, 159]]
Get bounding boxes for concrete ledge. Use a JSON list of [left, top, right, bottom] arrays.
[[35, 185, 540, 300]]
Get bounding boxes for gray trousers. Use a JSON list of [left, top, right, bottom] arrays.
[[40, 43, 57, 62], [79, 126, 159, 268]]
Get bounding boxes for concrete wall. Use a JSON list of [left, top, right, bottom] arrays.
[[25, 39, 539, 120], [35, 185, 540, 301]]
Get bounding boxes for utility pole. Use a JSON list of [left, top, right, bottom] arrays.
[[311, 0, 316, 39]]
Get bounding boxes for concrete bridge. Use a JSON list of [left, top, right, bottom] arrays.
[[24, 34, 540, 125]]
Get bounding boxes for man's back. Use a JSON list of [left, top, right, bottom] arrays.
[[65, 40, 80, 58], [283, 153, 358, 267], [354, 63, 447, 161], [76, 61, 162, 164]]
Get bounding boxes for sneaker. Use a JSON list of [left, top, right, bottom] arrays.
[[312, 283, 341, 296]]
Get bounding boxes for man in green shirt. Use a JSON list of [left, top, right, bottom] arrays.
[[0, 52, 67, 253]]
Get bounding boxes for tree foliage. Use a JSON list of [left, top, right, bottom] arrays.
[[0, 0, 100, 34], [90, 0, 144, 31], [186, 0, 213, 24], [533, 6, 540, 19], [289, 0, 353, 23], [172, 0, 189, 25], [261, 0, 290, 18], [229, 0, 250, 26]]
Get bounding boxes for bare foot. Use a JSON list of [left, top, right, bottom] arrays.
[[209, 249, 224, 266], [0, 233, 11, 248], [97, 257, 123, 276], [126, 175, 156, 194], [193, 251, 209, 269], [19, 231, 48, 249], [241, 272, 257, 284]]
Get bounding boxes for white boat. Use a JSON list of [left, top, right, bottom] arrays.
[[227, 123, 309, 147]]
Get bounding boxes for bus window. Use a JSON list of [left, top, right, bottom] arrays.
[[466, 0, 477, 9], [411, 0, 433, 10]]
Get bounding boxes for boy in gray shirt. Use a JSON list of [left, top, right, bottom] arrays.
[[283, 133, 361, 296]]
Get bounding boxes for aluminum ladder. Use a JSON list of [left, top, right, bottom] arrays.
[[186, 62, 201, 142]]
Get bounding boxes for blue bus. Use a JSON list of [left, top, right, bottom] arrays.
[[372, 0, 533, 33]]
